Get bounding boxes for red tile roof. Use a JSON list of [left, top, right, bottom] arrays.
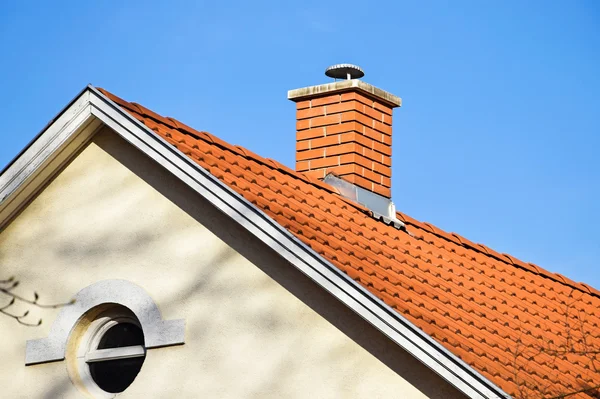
[[99, 88, 600, 399]]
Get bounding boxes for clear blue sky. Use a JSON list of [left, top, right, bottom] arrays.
[[1, 1, 598, 288]]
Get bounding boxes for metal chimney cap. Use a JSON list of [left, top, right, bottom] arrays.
[[325, 64, 364, 80]]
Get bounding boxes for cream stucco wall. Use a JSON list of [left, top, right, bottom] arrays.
[[0, 127, 466, 399]]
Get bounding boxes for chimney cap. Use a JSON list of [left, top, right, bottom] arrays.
[[325, 64, 364, 80]]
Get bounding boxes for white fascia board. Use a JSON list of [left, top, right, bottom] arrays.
[[0, 86, 511, 399], [0, 90, 103, 226]]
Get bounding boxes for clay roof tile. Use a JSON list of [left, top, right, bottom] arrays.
[[97, 88, 600, 399]]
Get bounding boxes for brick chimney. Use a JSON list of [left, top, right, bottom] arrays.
[[288, 65, 401, 198]]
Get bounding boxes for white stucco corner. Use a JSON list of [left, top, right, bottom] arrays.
[[25, 279, 185, 365]]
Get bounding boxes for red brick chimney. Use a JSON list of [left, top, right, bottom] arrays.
[[288, 65, 401, 198]]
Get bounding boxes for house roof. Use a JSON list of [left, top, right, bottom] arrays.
[[98, 88, 600, 399]]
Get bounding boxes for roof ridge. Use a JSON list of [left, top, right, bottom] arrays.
[[396, 212, 600, 299], [96, 87, 600, 301]]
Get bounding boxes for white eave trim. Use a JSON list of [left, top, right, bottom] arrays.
[[0, 86, 511, 399]]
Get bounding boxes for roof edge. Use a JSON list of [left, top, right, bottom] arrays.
[[0, 85, 92, 176]]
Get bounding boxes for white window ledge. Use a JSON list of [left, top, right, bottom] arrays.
[[25, 279, 185, 365]]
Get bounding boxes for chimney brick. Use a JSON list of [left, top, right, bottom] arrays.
[[289, 79, 401, 198]]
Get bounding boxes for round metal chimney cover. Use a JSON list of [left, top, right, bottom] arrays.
[[325, 64, 365, 80]]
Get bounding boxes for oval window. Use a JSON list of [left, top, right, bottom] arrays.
[[87, 322, 146, 393], [69, 305, 146, 397]]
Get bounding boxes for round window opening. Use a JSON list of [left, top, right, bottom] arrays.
[[89, 322, 145, 393], [69, 305, 146, 397]]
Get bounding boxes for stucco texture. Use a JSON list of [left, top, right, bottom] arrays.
[[0, 127, 465, 399]]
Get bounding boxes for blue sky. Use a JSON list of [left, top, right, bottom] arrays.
[[1, 1, 598, 288]]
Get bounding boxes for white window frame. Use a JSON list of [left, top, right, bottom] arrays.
[[76, 308, 147, 398]]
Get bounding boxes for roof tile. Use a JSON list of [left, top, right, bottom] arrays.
[[98, 88, 600, 399]]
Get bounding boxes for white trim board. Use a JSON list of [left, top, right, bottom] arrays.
[[0, 86, 511, 399]]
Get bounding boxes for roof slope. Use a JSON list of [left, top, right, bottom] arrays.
[[98, 88, 600, 399]]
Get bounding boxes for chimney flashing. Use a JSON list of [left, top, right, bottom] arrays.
[[323, 174, 405, 230], [288, 79, 402, 108]]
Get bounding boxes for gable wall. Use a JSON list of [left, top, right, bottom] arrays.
[[0, 126, 466, 399]]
